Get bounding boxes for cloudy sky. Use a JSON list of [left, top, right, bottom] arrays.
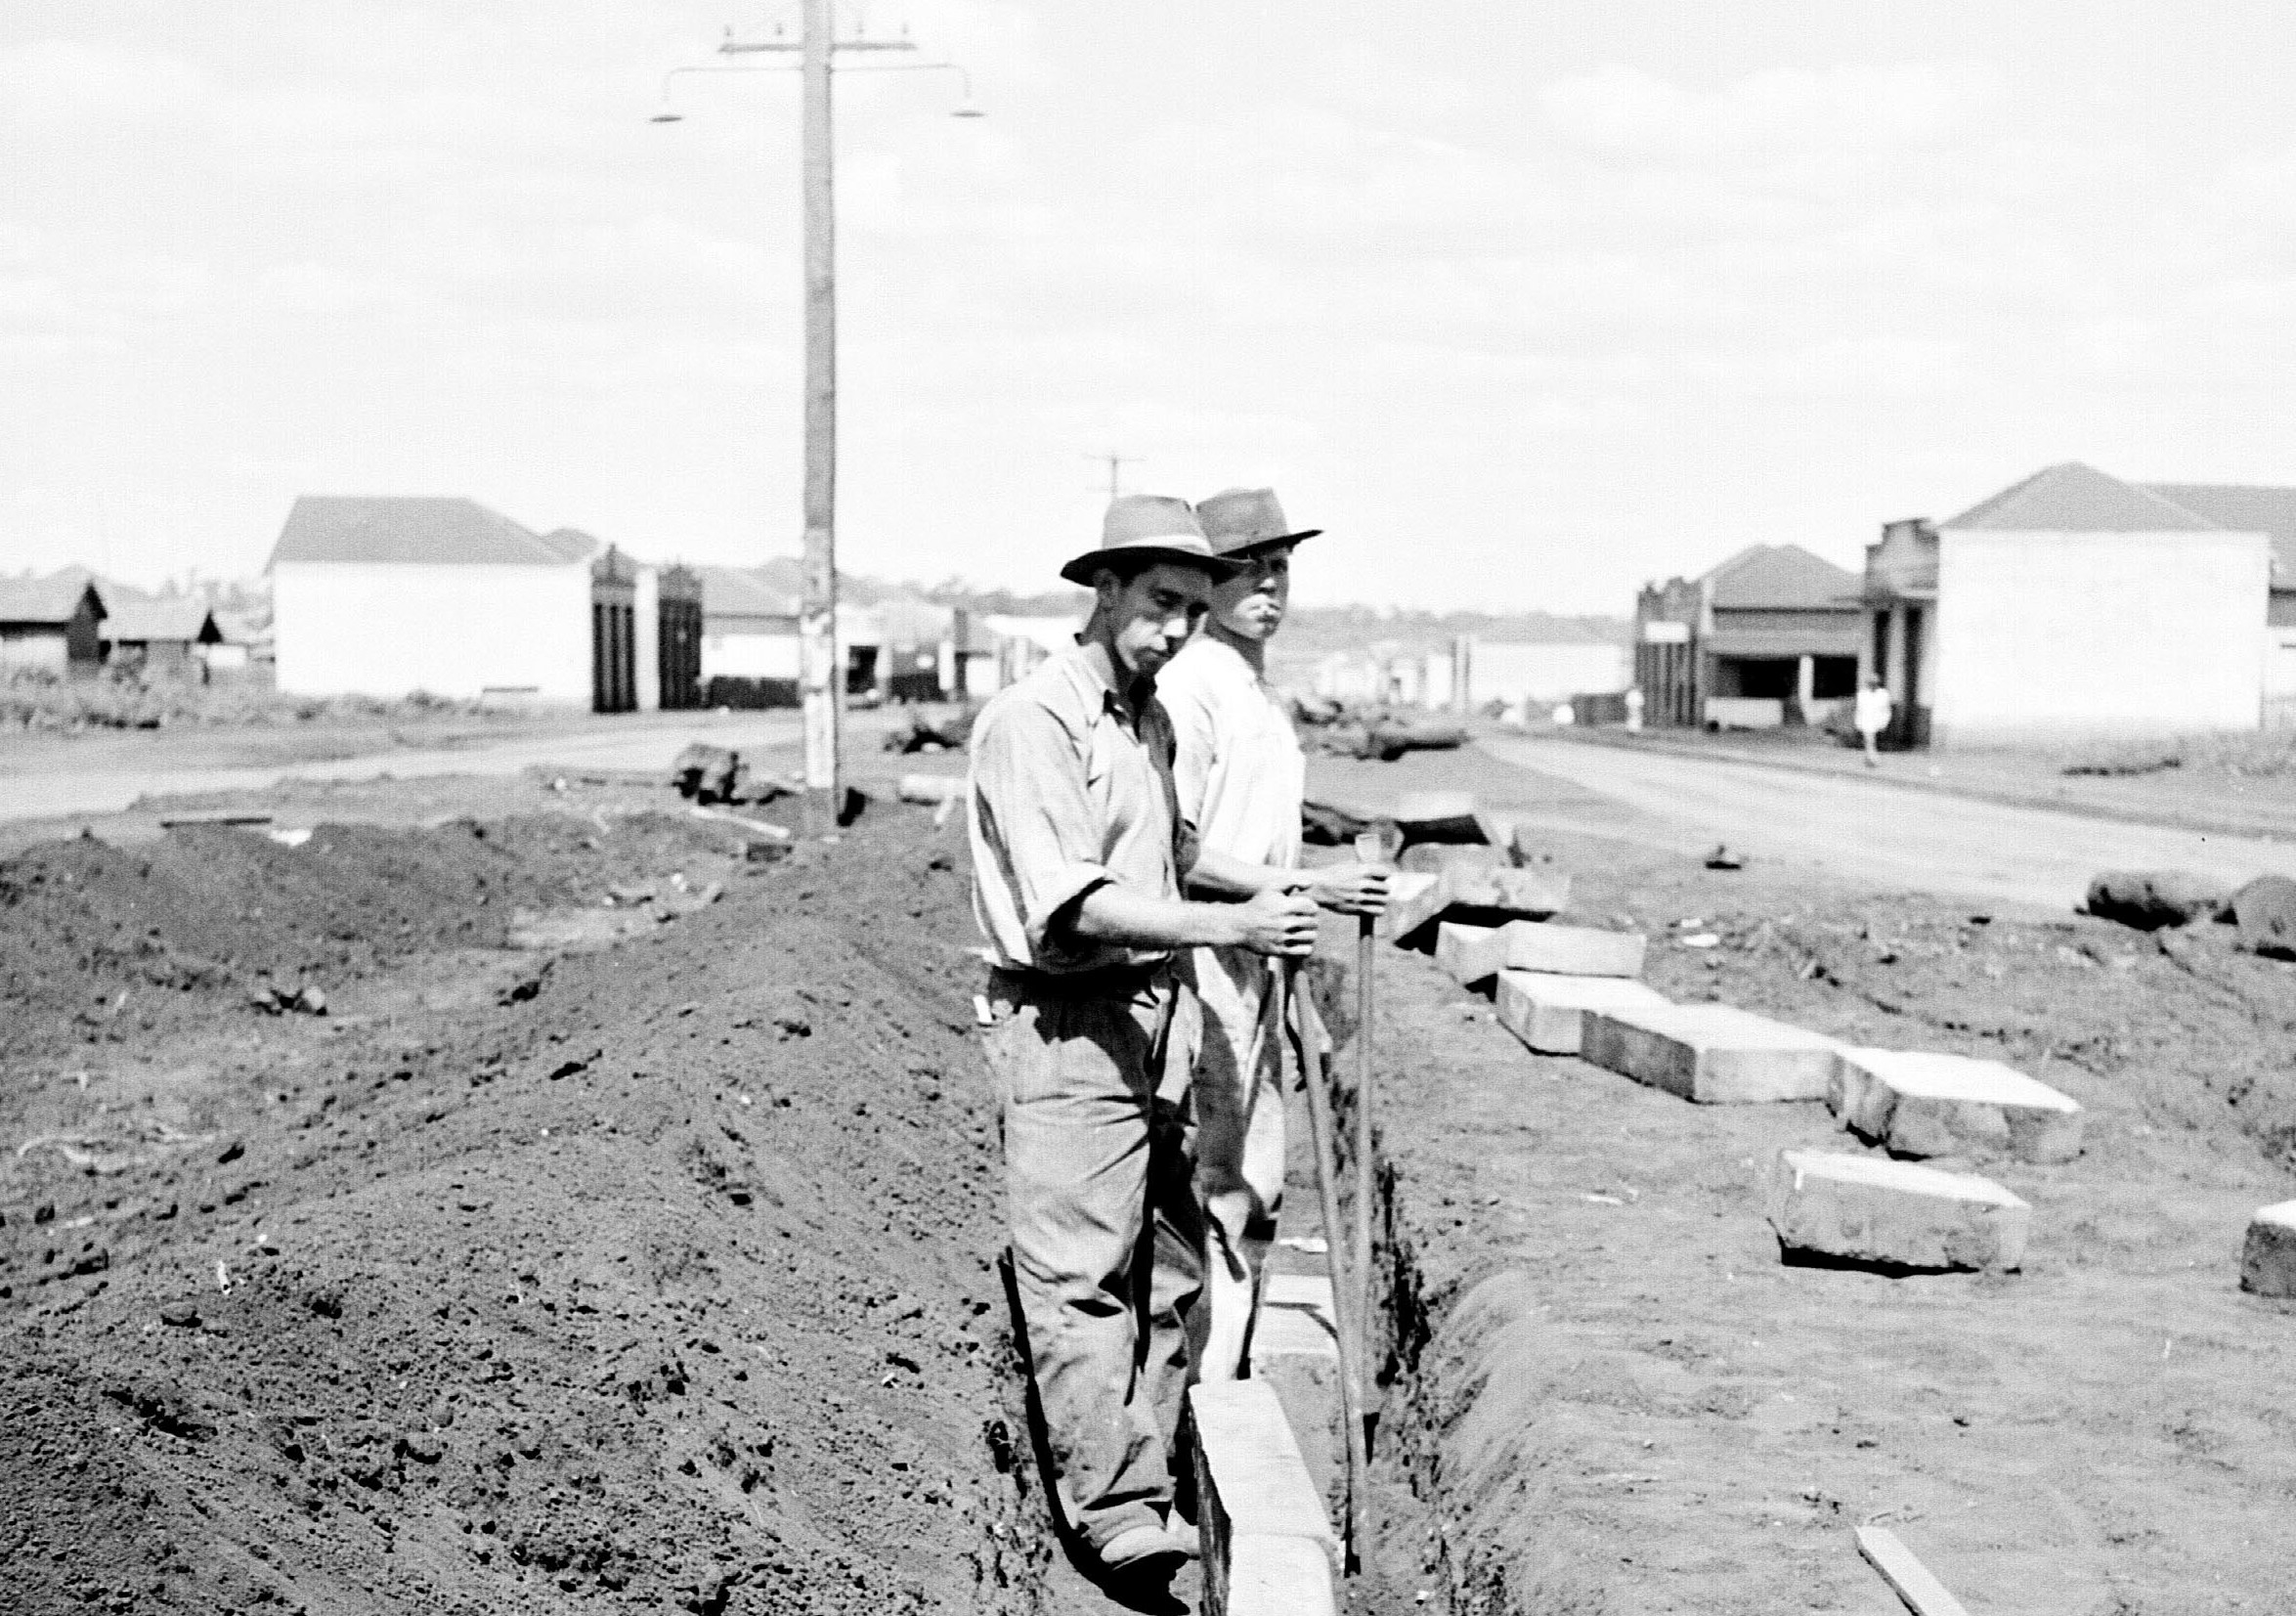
[[4, 2, 2295, 611]]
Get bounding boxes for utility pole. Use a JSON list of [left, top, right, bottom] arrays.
[[721, 7, 916, 813], [1085, 450, 1141, 502]]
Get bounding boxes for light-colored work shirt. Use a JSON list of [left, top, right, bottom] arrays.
[[967, 640, 1191, 975], [1159, 634, 1305, 871], [1854, 685, 1894, 735]]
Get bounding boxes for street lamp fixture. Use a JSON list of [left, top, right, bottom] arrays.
[[653, 9, 981, 817]]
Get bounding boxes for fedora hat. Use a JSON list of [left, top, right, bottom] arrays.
[[1194, 487, 1321, 559], [1059, 495, 1243, 587]]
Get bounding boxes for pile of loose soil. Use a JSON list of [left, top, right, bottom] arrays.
[[0, 812, 762, 1063], [0, 807, 1048, 1614]]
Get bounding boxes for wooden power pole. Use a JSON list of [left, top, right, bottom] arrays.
[[721, 6, 918, 811]]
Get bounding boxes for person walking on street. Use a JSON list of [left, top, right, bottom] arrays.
[[1854, 677, 1894, 767], [967, 494, 1321, 1589], [1156, 487, 1388, 1382]]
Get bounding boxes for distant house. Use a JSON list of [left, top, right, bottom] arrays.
[[0, 573, 108, 676], [100, 597, 222, 676], [1864, 463, 2277, 747], [1635, 545, 1862, 729], [1458, 628, 1630, 712], [695, 565, 950, 705], [268, 497, 684, 710]]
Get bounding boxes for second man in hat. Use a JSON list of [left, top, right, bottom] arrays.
[[1156, 487, 1389, 1380]]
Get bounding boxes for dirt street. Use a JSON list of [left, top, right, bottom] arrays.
[[1481, 733, 2296, 914], [0, 711, 809, 825]]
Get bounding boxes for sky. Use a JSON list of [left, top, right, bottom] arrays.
[[5, 2, 2296, 613]]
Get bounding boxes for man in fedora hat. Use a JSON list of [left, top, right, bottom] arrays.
[[1155, 487, 1388, 1381], [967, 493, 1321, 1585]]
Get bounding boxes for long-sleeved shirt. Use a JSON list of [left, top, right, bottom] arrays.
[[967, 640, 1192, 975]]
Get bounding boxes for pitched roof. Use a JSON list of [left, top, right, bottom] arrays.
[[695, 564, 801, 620], [1942, 462, 2214, 533], [102, 598, 220, 644], [2141, 483, 2296, 581], [267, 497, 582, 567], [1701, 545, 1860, 612], [0, 572, 106, 625], [537, 527, 602, 563]]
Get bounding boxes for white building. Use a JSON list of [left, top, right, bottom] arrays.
[[1864, 463, 2276, 747], [269, 496, 664, 708]]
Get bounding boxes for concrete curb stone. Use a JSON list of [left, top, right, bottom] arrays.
[[1189, 1379, 1340, 1616], [1831, 1049, 2083, 1163], [1494, 971, 1670, 1055], [1581, 1003, 1840, 1103], [1769, 1149, 2031, 1272], [2241, 1201, 2296, 1297]]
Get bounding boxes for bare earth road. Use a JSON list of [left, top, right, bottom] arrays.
[[1481, 733, 2296, 915], [0, 711, 808, 824]]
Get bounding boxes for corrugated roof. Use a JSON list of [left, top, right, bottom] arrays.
[[103, 598, 220, 644], [0, 572, 106, 625], [267, 497, 581, 567], [1701, 545, 1860, 612], [2142, 483, 2296, 581], [1942, 462, 2215, 532]]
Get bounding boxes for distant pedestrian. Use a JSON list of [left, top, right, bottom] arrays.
[[1625, 685, 1644, 733], [1854, 677, 1894, 767], [967, 495, 1320, 1590]]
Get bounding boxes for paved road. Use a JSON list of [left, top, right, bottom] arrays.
[[1483, 734, 2296, 915], [0, 712, 808, 823]]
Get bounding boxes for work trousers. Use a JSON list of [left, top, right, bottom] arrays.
[[984, 964, 1207, 1554], [1188, 943, 1287, 1381]]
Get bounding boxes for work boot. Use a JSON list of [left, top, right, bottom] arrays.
[[1100, 1522, 1193, 1584]]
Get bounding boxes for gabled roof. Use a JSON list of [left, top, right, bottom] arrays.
[[103, 598, 221, 644], [2142, 483, 2296, 581], [538, 527, 602, 563], [0, 572, 106, 625], [1701, 545, 1860, 612], [695, 564, 801, 620], [268, 497, 583, 567], [1942, 462, 2214, 533]]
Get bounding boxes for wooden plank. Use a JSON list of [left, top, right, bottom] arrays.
[[1854, 1527, 1972, 1616]]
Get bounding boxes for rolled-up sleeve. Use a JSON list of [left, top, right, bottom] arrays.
[[970, 699, 1110, 960]]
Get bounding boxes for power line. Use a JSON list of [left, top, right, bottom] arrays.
[[1084, 451, 1142, 502]]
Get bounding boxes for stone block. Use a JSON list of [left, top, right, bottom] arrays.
[[1831, 1050, 2083, 1163], [1495, 971, 1670, 1055], [1223, 1534, 1338, 1616], [1378, 870, 1447, 940], [1250, 1273, 1343, 1522], [1436, 921, 1509, 988], [1498, 922, 1647, 979], [1191, 1379, 1340, 1615], [2231, 875, 2296, 961], [1400, 842, 1504, 876], [1391, 790, 1480, 843], [2241, 1201, 2296, 1298], [1443, 863, 1572, 920], [1768, 1149, 2030, 1272], [1581, 1003, 1840, 1103]]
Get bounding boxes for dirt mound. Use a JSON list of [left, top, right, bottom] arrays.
[[1, 810, 1047, 1614], [0, 813, 759, 1063]]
